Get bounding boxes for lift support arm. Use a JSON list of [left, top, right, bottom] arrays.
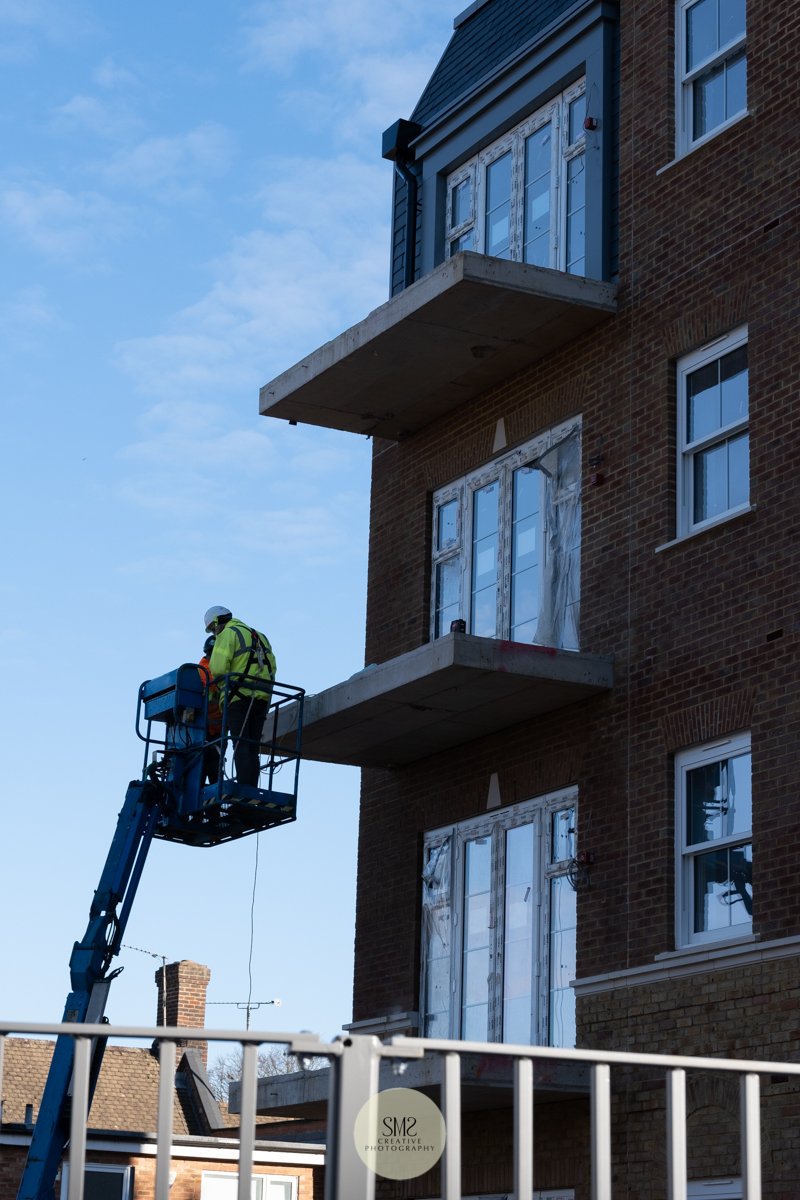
[[17, 780, 163, 1200]]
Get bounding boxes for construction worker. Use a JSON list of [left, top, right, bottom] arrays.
[[198, 634, 222, 784], [203, 606, 276, 788]]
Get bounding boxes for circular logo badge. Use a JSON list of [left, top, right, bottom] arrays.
[[353, 1087, 446, 1180]]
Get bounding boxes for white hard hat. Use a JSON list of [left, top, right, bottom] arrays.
[[204, 605, 232, 631]]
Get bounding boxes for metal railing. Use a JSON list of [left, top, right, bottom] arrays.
[[2, 1021, 794, 1200]]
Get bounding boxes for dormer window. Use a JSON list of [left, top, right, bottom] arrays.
[[445, 80, 586, 274]]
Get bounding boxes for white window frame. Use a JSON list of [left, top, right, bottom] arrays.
[[445, 78, 586, 272], [200, 1171, 298, 1200], [60, 1165, 133, 1200], [675, 733, 752, 949], [421, 788, 578, 1048], [430, 418, 581, 647], [676, 326, 748, 537], [676, 0, 747, 156]]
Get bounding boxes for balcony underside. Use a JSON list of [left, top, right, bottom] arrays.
[[274, 632, 614, 768], [260, 252, 617, 440], [233, 1056, 589, 1120]]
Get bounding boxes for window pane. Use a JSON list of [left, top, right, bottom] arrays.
[[471, 482, 499, 636], [719, 344, 748, 425], [720, 0, 746, 47], [511, 567, 539, 635], [462, 837, 492, 1038], [451, 177, 472, 228], [450, 228, 475, 253], [686, 0, 716, 71], [687, 752, 751, 846], [523, 125, 551, 265], [687, 359, 721, 442], [549, 876, 577, 1047], [568, 95, 586, 144], [266, 1184, 293, 1200], [435, 559, 461, 636], [503, 824, 534, 1043], [485, 153, 512, 258], [422, 842, 452, 1035], [693, 62, 725, 139], [566, 155, 586, 274], [693, 843, 752, 933], [551, 808, 576, 863], [725, 48, 747, 119], [437, 498, 459, 551], [693, 440, 727, 522], [728, 432, 749, 509]]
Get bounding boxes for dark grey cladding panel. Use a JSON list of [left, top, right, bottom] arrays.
[[411, 0, 590, 128]]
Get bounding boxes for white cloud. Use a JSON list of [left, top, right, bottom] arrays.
[[0, 180, 130, 260], [239, 0, 455, 141], [99, 122, 233, 199], [52, 93, 143, 142], [116, 152, 390, 404], [0, 285, 64, 338], [93, 57, 139, 90]]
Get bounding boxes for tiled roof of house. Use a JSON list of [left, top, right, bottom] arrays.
[[411, 0, 591, 126], [1, 1039, 206, 1135]]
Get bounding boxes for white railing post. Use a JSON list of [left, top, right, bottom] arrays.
[[514, 1055, 534, 1200], [741, 1072, 762, 1200], [154, 1039, 176, 1200], [591, 1062, 612, 1200], [441, 1052, 462, 1200], [324, 1036, 379, 1200], [67, 1037, 91, 1200], [237, 1042, 259, 1200], [666, 1067, 687, 1200]]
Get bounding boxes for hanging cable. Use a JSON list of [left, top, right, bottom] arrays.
[[246, 833, 261, 1029]]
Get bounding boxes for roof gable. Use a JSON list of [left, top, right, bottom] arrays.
[[411, 0, 589, 127]]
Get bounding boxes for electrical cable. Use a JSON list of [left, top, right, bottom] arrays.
[[245, 832, 260, 1030]]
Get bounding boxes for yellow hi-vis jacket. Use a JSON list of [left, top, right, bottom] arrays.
[[208, 618, 276, 705]]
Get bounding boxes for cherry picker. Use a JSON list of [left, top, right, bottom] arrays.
[[16, 663, 304, 1200]]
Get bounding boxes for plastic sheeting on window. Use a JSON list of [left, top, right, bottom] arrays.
[[532, 424, 581, 650], [421, 839, 452, 1038]]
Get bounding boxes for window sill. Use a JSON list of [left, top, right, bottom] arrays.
[[574, 933, 800, 996], [654, 505, 755, 555], [657, 111, 751, 176]]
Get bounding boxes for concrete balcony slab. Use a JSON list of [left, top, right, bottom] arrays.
[[260, 253, 617, 440], [273, 632, 613, 768]]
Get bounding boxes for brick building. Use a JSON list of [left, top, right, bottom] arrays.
[[261, 0, 800, 1195], [0, 962, 323, 1200]]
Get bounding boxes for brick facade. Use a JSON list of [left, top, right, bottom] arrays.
[[351, 0, 800, 1193]]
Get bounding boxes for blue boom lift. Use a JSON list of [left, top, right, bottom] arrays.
[[16, 664, 304, 1200]]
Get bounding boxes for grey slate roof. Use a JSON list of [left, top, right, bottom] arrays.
[[411, 0, 591, 127]]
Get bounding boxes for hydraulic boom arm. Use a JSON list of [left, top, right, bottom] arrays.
[[17, 780, 163, 1200]]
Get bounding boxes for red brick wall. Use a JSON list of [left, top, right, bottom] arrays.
[[356, 0, 800, 1028]]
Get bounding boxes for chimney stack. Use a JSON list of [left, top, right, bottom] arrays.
[[154, 960, 211, 1066]]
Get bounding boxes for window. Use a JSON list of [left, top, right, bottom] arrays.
[[61, 1166, 132, 1200], [676, 734, 752, 947], [445, 80, 586, 274], [431, 420, 580, 648], [677, 0, 746, 153], [201, 1172, 297, 1200], [421, 790, 578, 1047], [677, 327, 748, 535], [687, 1180, 741, 1200]]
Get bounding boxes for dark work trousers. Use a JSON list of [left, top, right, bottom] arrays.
[[227, 696, 269, 787]]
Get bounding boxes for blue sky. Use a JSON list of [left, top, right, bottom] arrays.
[[0, 0, 454, 1044]]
